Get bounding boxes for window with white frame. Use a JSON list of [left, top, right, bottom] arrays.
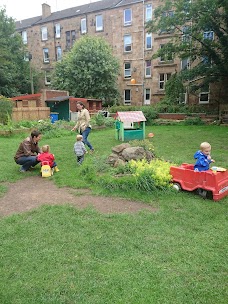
[[45, 71, 51, 85], [145, 60, 151, 77], [159, 73, 171, 90], [182, 26, 191, 43], [43, 48, 49, 63], [124, 62, 131, 78], [124, 89, 131, 104], [160, 44, 173, 62], [41, 26, 48, 41], [181, 57, 190, 70], [21, 30, 27, 44], [55, 24, 61, 38], [145, 4, 152, 22], [203, 30, 214, 40], [144, 88, 151, 105], [145, 32, 152, 49], [96, 15, 103, 31], [24, 51, 30, 61], [124, 35, 132, 52], [81, 18, 87, 34], [179, 91, 187, 104], [199, 84, 209, 104], [56, 46, 62, 61], [124, 9, 132, 26]]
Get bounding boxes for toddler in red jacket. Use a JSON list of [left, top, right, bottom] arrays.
[[37, 145, 59, 172]]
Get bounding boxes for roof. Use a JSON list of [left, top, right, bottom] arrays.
[[115, 111, 146, 122], [45, 96, 72, 102], [11, 94, 41, 101], [15, 0, 141, 28]]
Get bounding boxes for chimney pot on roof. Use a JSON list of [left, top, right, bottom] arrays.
[[42, 3, 51, 19]]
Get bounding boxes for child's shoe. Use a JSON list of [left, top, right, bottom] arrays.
[[54, 166, 60, 172]]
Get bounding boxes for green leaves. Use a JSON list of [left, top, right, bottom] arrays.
[[52, 35, 120, 104]]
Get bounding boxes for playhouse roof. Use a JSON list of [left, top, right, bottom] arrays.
[[115, 111, 146, 122]]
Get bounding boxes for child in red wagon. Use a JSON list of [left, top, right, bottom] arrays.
[[37, 145, 60, 172], [194, 142, 215, 171]]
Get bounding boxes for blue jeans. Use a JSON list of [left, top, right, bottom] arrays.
[[15, 156, 40, 171], [81, 127, 93, 150]]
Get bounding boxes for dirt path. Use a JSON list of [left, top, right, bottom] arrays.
[[0, 176, 157, 217]]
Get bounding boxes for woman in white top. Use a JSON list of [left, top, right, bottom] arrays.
[[71, 102, 94, 152]]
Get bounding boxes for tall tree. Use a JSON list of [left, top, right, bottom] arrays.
[[146, 0, 228, 106], [0, 7, 34, 97], [52, 35, 120, 105]]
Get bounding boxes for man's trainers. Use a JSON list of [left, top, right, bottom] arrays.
[[19, 167, 26, 173]]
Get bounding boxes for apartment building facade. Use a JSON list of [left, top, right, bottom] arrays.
[[15, 0, 197, 106]]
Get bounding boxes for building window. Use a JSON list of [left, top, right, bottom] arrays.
[[124, 35, 132, 52], [124, 9, 132, 26], [160, 44, 173, 62], [124, 89, 131, 104], [81, 18, 87, 34], [66, 30, 76, 49], [199, 84, 209, 104], [181, 58, 190, 70], [203, 30, 214, 40], [145, 60, 151, 77], [45, 71, 51, 85], [159, 73, 171, 90], [41, 26, 48, 41], [145, 4, 152, 22], [145, 33, 152, 49], [124, 62, 131, 78], [55, 24, 61, 38], [21, 30, 27, 44], [144, 88, 151, 105], [179, 91, 187, 104], [182, 26, 191, 43], [56, 46, 62, 61], [96, 15, 103, 31], [24, 51, 30, 61], [160, 11, 174, 33], [43, 48, 49, 63]]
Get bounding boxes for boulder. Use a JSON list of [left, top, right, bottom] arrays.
[[121, 146, 145, 161]]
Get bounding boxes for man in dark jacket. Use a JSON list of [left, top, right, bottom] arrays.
[[14, 130, 42, 172]]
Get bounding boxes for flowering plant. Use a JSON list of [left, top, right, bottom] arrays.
[[129, 159, 175, 190]]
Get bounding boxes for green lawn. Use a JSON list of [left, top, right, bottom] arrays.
[[0, 125, 227, 303]]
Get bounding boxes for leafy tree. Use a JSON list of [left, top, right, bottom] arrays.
[[52, 35, 120, 105], [146, 0, 228, 108], [0, 7, 38, 97], [0, 95, 14, 124]]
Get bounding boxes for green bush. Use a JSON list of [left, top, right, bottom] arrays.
[[0, 96, 14, 124]]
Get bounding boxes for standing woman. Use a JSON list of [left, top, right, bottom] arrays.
[[71, 102, 94, 152]]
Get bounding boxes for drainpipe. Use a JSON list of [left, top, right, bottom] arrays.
[[142, 0, 145, 105]]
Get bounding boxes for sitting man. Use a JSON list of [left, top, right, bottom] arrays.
[[14, 130, 42, 172]]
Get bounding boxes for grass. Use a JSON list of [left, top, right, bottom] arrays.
[[0, 125, 227, 303]]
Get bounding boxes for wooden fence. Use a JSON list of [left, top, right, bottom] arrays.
[[12, 107, 50, 122]]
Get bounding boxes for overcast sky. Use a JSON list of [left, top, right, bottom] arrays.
[[0, 0, 98, 20]]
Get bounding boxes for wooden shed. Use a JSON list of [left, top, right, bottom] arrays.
[[115, 111, 146, 141]]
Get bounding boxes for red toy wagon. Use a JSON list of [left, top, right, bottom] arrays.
[[170, 163, 228, 201]]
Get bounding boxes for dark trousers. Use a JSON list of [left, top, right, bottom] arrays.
[[77, 155, 84, 165]]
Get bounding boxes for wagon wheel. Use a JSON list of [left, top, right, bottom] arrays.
[[197, 188, 208, 198], [173, 183, 182, 191]]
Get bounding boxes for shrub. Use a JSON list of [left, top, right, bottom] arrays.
[[129, 159, 175, 191], [0, 96, 14, 124]]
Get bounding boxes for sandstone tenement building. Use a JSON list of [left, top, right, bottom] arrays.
[[15, 0, 211, 107]]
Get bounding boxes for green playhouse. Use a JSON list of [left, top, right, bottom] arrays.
[[115, 111, 146, 141]]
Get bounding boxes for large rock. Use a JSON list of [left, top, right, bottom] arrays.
[[107, 153, 119, 165], [112, 143, 131, 154], [121, 146, 145, 161]]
